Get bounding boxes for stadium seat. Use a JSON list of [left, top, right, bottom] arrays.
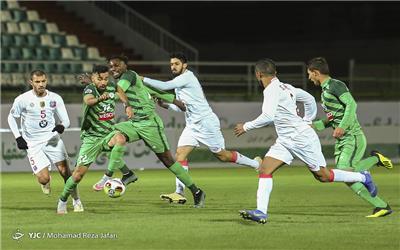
[[64, 74, 78, 86], [52, 33, 67, 46], [46, 22, 59, 33], [72, 46, 86, 60], [40, 34, 55, 46], [70, 63, 83, 73], [0, 1, 7, 10], [1, 10, 12, 22], [6, 22, 19, 33], [8, 47, 22, 60], [50, 74, 64, 86], [1, 47, 10, 60], [6, 1, 20, 9], [82, 63, 93, 72], [45, 63, 58, 73], [19, 22, 34, 34], [22, 47, 35, 60], [48, 47, 61, 60], [31, 21, 46, 34], [0, 72, 13, 85], [87, 47, 103, 60], [10, 8, 26, 21], [2, 63, 18, 73], [27, 34, 40, 46], [66, 35, 80, 47], [11, 73, 26, 86], [30, 62, 45, 71], [14, 34, 27, 46], [35, 47, 49, 60], [26, 10, 40, 21], [1, 34, 13, 46], [61, 47, 75, 60]]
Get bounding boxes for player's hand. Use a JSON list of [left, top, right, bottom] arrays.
[[16, 136, 28, 150], [333, 127, 345, 139], [156, 98, 169, 109], [234, 123, 246, 137], [52, 124, 65, 134], [173, 99, 187, 112], [125, 106, 134, 119], [77, 73, 91, 85], [98, 92, 109, 102], [139, 75, 144, 81]]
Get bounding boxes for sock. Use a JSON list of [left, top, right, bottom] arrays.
[[349, 182, 387, 208], [188, 183, 200, 195], [168, 161, 194, 189], [105, 170, 114, 177], [70, 186, 80, 200], [119, 164, 131, 175], [329, 169, 365, 183], [257, 174, 273, 214], [230, 151, 259, 169], [353, 156, 379, 172], [60, 177, 78, 202], [107, 145, 126, 172], [176, 160, 188, 194]]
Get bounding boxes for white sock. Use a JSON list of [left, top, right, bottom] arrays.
[[232, 151, 259, 168], [330, 169, 365, 183], [256, 174, 273, 214], [175, 162, 188, 194]]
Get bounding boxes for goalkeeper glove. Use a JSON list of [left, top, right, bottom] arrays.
[[52, 124, 65, 134], [16, 136, 28, 150]]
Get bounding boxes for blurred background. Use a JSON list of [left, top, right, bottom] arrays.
[[1, 1, 399, 170]]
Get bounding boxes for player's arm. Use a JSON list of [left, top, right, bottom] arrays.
[[116, 86, 133, 118], [53, 96, 70, 134], [146, 86, 186, 111], [235, 89, 277, 136], [331, 81, 356, 138], [156, 98, 184, 113], [7, 99, 28, 149], [293, 87, 317, 123], [142, 75, 187, 91]]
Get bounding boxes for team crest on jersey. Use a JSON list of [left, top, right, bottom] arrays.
[[84, 88, 93, 94], [50, 101, 56, 108], [40, 101, 45, 108], [39, 120, 48, 128], [109, 93, 115, 99]]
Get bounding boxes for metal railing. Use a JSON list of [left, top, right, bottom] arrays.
[[92, 1, 199, 62]]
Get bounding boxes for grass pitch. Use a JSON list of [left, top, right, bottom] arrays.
[[2, 166, 399, 250]]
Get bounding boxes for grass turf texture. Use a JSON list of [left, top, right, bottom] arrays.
[[2, 166, 399, 250]]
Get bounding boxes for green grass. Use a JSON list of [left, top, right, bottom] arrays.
[[2, 166, 399, 250]]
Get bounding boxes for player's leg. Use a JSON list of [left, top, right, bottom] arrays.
[[160, 145, 194, 204], [213, 149, 261, 169], [27, 144, 52, 195], [240, 141, 290, 223], [344, 133, 392, 217]]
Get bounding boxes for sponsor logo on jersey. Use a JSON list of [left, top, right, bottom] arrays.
[[50, 101, 56, 108], [39, 120, 48, 128], [326, 112, 334, 121], [40, 101, 45, 108], [98, 112, 114, 121]]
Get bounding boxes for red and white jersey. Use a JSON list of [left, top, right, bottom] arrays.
[[8, 90, 70, 146], [243, 78, 317, 139]]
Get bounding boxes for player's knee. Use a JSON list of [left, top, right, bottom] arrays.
[[37, 175, 50, 185], [114, 133, 127, 145], [72, 170, 85, 183]]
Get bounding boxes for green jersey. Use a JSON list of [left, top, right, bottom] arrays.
[[80, 82, 117, 138], [117, 70, 175, 122], [314, 78, 362, 135]]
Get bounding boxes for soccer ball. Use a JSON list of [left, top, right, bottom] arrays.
[[103, 178, 126, 198]]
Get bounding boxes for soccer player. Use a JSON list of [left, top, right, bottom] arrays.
[[8, 70, 83, 212], [140, 52, 261, 204], [307, 57, 393, 218], [57, 64, 137, 214], [234, 59, 378, 224], [93, 55, 206, 208]]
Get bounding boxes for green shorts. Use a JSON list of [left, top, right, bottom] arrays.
[[76, 131, 117, 166], [115, 115, 170, 154], [335, 132, 367, 170]]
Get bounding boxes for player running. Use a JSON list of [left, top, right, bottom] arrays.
[[8, 70, 83, 212], [140, 52, 261, 204], [307, 57, 393, 218], [92, 55, 206, 208], [234, 59, 378, 224]]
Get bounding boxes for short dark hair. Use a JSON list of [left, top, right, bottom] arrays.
[[107, 54, 128, 64], [92, 64, 109, 74], [255, 58, 277, 76], [170, 52, 187, 64], [30, 69, 46, 79], [307, 57, 330, 75]]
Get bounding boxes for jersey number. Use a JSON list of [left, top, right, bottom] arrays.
[[40, 110, 46, 118], [279, 84, 295, 101]]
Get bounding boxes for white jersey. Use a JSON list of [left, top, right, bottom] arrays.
[[143, 70, 214, 125], [243, 78, 317, 139], [8, 90, 70, 146]]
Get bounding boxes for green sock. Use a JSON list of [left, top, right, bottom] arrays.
[[108, 145, 126, 172], [168, 162, 194, 188], [60, 177, 78, 202], [353, 156, 378, 172], [350, 182, 387, 208]]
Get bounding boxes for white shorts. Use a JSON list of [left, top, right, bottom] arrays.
[[26, 135, 68, 174], [178, 113, 225, 153], [265, 128, 326, 172]]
